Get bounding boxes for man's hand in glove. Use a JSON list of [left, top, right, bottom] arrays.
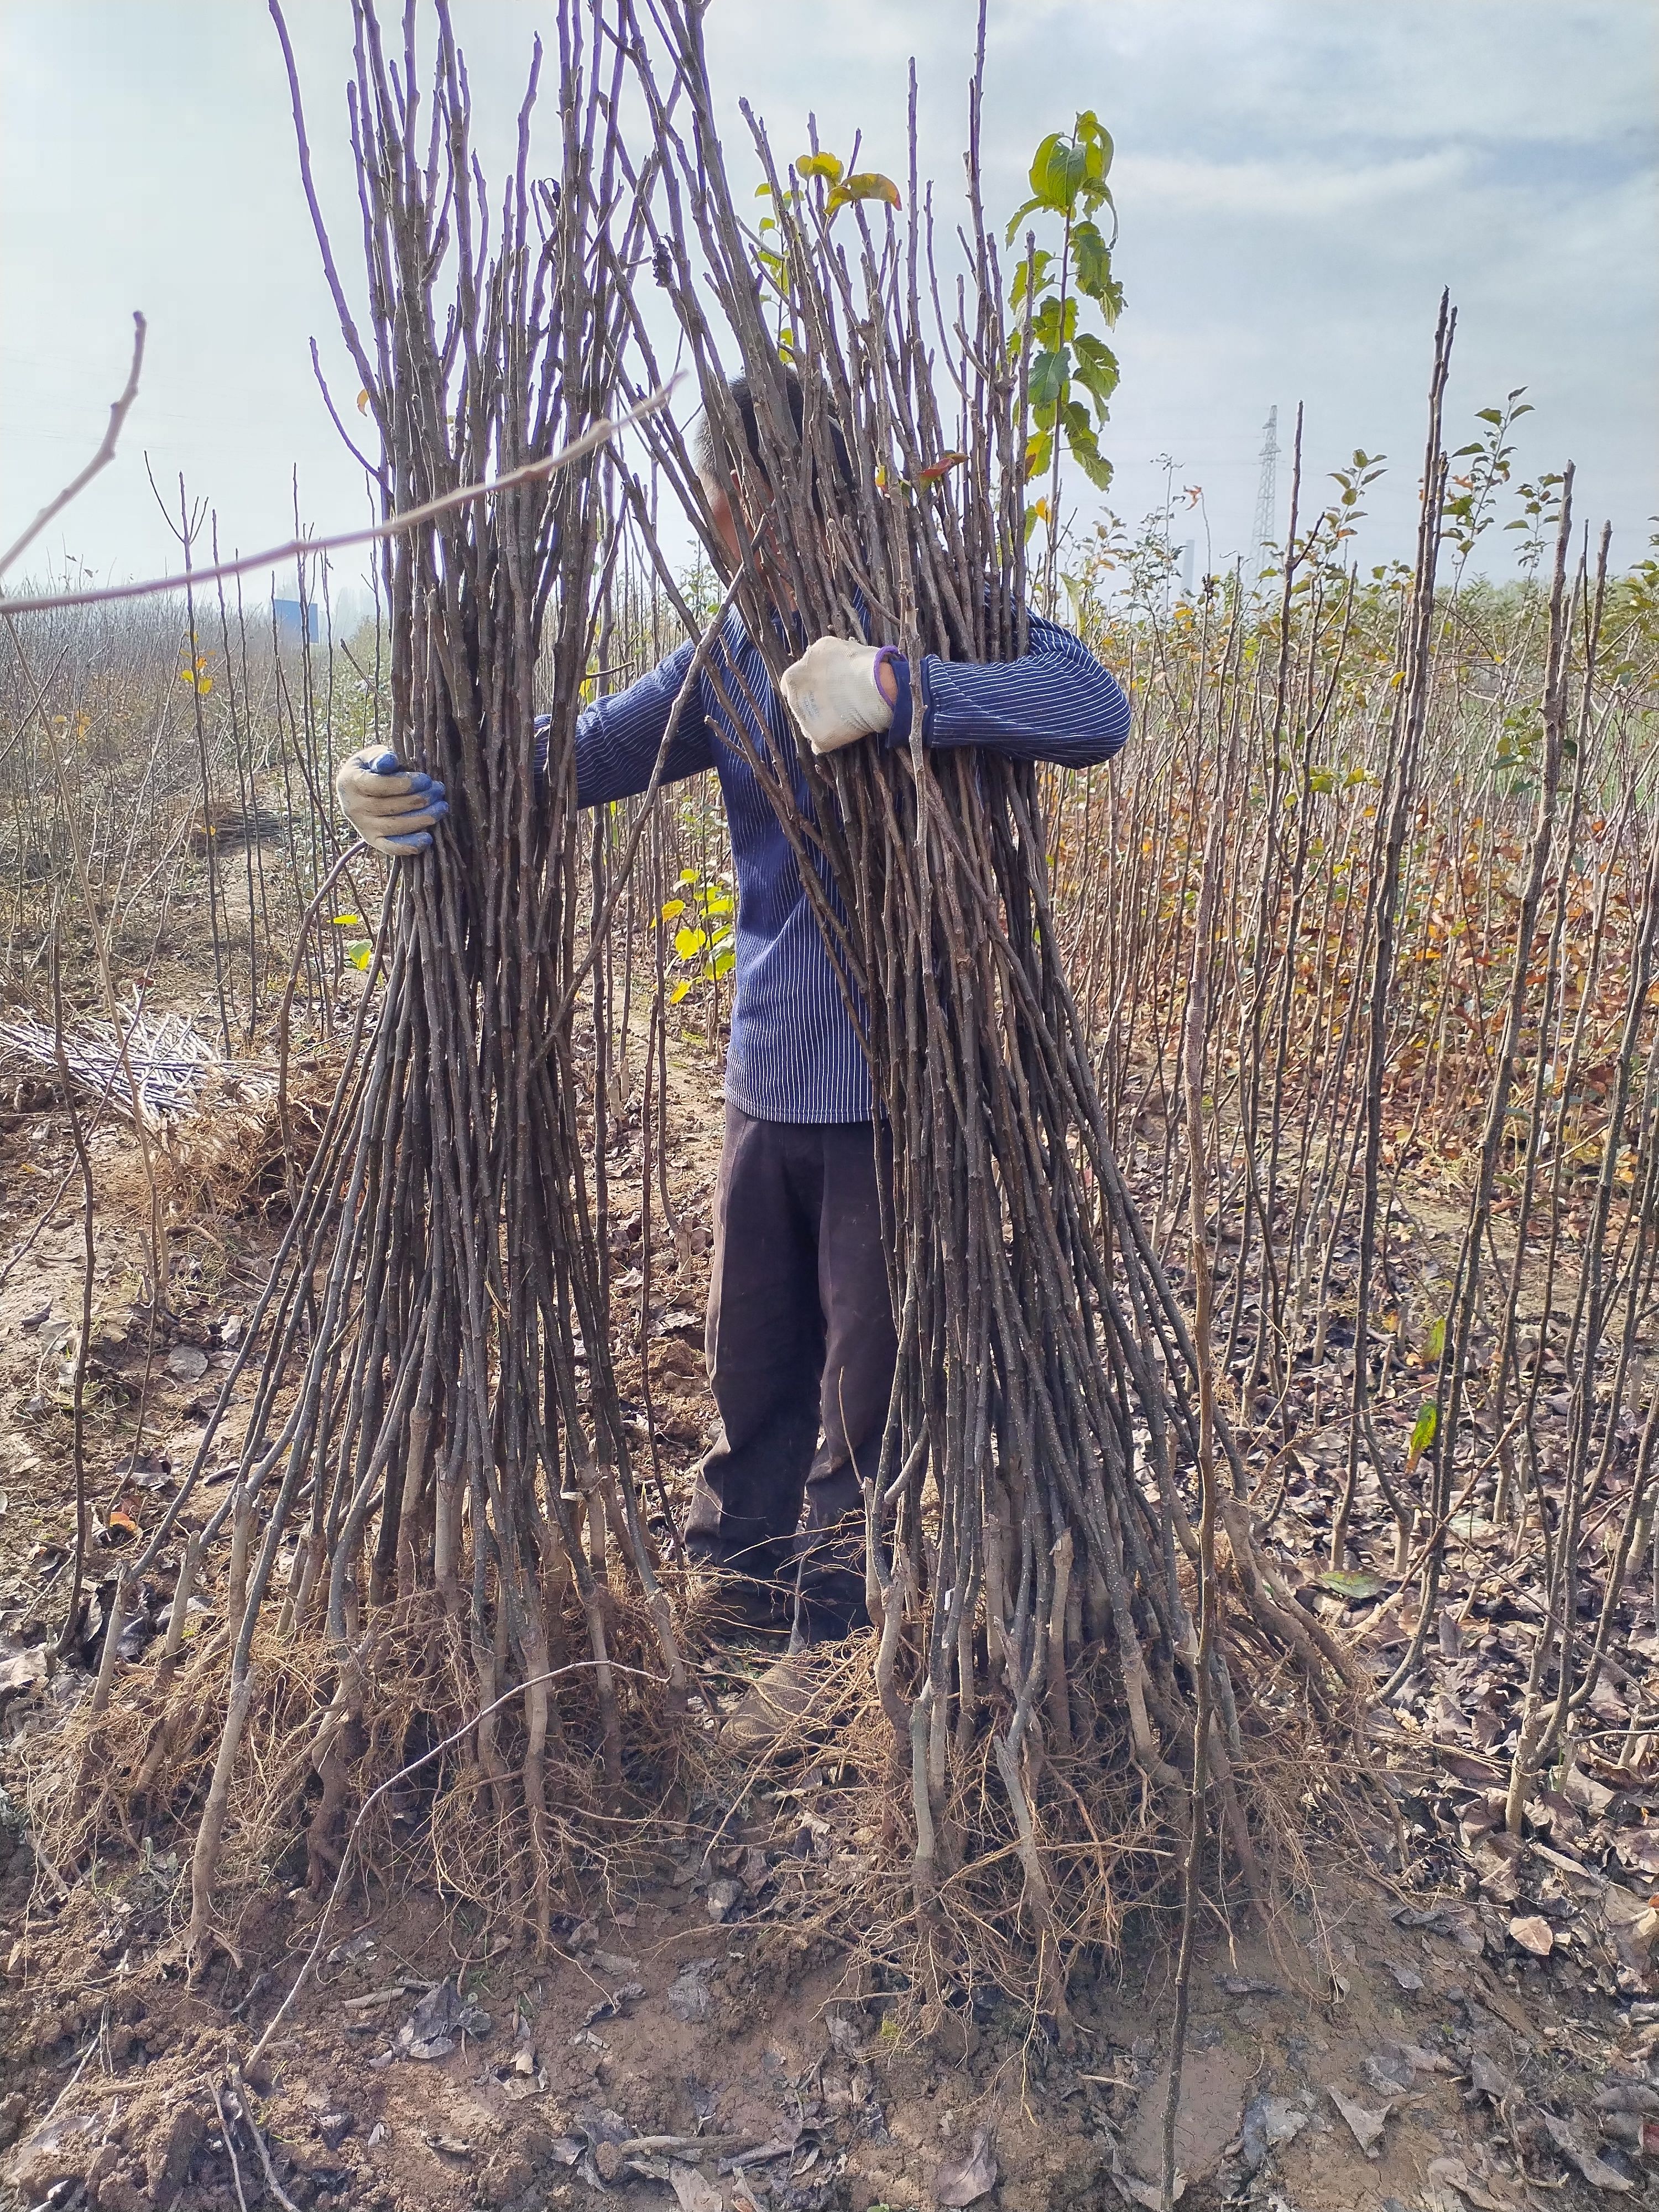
[[334, 748, 449, 855], [780, 639, 901, 757]]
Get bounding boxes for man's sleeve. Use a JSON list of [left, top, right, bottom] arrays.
[[570, 638, 718, 807], [882, 610, 1133, 768]]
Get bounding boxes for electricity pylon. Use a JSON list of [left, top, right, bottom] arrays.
[[1250, 405, 1279, 592]]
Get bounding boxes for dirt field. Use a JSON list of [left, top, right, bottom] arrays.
[[3, 968, 1658, 2212]]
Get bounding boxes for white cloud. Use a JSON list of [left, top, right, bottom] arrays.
[[1114, 149, 1470, 221], [0, 0, 1653, 591]]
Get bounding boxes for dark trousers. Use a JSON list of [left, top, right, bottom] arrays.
[[685, 1105, 896, 1642]]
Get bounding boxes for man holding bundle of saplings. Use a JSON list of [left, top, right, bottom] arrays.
[[335, 375, 1132, 1749]]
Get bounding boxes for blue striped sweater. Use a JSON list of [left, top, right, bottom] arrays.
[[575, 610, 1132, 1123]]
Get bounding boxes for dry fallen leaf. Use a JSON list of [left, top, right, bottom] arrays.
[[1428, 2156, 1474, 2199], [1470, 2051, 1516, 2101], [933, 2125, 999, 2209], [1365, 2039, 1454, 2093], [1240, 2095, 1307, 2173], [1329, 2085, 1390, 2157], [667, 2162, 723, 2212], [1595, 2083, 1659, 2117], [1565, 1765, 1619, 1817], [0, 1645, 48, 1700], [1603, 1884, 1653, 1927], [1394, 1901, 1485, 1954], [1470, 1835, 1522, 1905], [1397, 2039, 1456, 2075], [1427, 2154, 1511, 2211], [1507, 1913, 1554, 1955], [1440, 1747, 1504, 1787], [1363, 2048, 1415, 2095], [1615, 1828, 1659, 1879], [1543, 2114, 1635, 2192], [1108, 2154, 1185, 2211]]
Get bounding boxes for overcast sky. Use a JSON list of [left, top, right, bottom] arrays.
[[2, 0, 1655, 608]]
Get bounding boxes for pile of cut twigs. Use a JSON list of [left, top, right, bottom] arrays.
[[0, 1006, 274, 1126]]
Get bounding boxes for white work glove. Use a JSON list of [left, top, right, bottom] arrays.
[[334, 747, 448, 855], [780, 638, 894, 756]]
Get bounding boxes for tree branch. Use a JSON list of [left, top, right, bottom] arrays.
[[0, 311, 147, 579], [0, 380, 676, 617]]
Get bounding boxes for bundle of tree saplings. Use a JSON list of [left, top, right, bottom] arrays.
[[617, 0, 1360, 2020], [46, 0, 682, 1968]]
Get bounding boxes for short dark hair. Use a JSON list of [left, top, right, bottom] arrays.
[[694, 369, 853, 496]]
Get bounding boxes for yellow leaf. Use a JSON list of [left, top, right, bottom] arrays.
[[668, 978, 691, 1004], [357, 388, 371, 414], [659, 898, 686, 922], [825, 171, 902, 218], [795, 150, 844, 186]]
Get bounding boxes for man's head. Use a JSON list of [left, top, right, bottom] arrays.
[[693, 371, 853, 570], [693, 386, 748, 568]]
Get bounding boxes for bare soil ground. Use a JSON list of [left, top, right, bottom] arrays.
[[2, 994, 1657, 2212]]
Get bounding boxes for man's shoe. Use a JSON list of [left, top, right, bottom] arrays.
[[682, 1562, 787, 1639], [718, 1648, 830, 1753]]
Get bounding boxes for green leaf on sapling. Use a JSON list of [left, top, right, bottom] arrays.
[[1407, 1399, 1439, 1467], [1029, 347, 1071, 413], [1071, 332, 1119, 413]]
